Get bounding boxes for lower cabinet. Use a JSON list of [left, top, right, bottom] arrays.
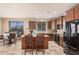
[[59, 36, 64, 47], [54, 34, 64, 47]]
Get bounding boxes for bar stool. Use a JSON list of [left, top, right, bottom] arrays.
[[36, 35, 45, 55], [24, 34, 34, 55]]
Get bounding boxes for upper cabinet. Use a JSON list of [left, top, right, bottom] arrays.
[[29, 21, 36, 30], [56, 16, 63, 29], [66, 4, 79, 21], [74, 4, 79, 19], [56, 17, 62, 25], [48, 21, 52, 29], [66, 8, 74, 22]]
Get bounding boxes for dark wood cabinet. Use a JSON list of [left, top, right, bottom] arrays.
[[56, 16, 63, 29], [56, 17, 60, 25], [59, 36, 64, 47], [48, 21, 52, 29], [66, 4, 79, 21], [74, 4, 79, 19], [29, 21, 36, 30], [66, 8, 74, 22]]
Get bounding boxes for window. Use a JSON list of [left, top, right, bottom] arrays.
[[37, 22, 46, 31], [9, 21, 24, 35]]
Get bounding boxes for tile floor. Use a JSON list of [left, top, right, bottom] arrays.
[[0, 40, 65, 55]]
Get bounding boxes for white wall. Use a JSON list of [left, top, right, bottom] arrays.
[[0, 19, 2, 35], [1, 18, 50, 35], [2, 18, 9, 34]]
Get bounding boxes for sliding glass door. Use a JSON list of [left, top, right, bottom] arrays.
[[9, 21, 24, 36]]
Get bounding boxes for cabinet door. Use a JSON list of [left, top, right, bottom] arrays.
[[74, 5, 79, 19], [56, 17, 60, 25], [66, 8, 74, 22], [29, 21, 36, 30], [48, 21, 52, 29], [56, 17, 63, 29]]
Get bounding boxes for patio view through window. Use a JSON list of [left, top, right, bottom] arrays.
[[9, 21, 24, 35]]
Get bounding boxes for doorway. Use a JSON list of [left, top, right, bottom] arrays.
[[9, 21, 24, 37]]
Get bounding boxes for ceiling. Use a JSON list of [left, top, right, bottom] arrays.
[[0, 3, 77, 18]]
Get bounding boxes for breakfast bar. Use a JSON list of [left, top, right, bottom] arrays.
[[21, 35, 50, 49]]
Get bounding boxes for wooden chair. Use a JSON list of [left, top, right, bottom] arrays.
[[0, 35, 4, 45], [8, 32, 17, 45], [24, 34, 34, 55], [36, 35, 45, 55]]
